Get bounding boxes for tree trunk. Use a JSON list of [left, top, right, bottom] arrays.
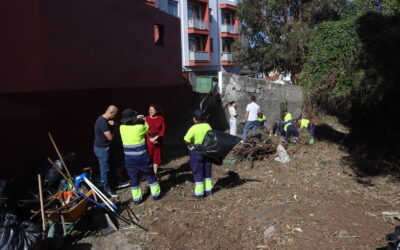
[[289, 64, 301, 85]]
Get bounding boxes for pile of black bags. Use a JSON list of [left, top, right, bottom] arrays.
[[0, 180, 41, 250]]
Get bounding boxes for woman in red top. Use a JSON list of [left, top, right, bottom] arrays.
[[145, 104, 166, 174]]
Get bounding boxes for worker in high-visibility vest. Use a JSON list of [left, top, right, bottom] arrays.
[[282, 120, 299, 144], [276, 110, 293, 137], [283, 110, 292, 122], [298, 118, 315, 144], [257, 112, 267, 129], [184, 110, 212, 199], [119, 109, 161, 204]]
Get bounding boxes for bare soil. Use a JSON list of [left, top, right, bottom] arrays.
[[66, 119, 400, 250]]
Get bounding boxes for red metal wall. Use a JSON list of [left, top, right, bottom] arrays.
[[0, 0, 182, 93], [0, 0, 191, 192]]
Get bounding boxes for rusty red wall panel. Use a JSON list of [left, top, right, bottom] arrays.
[[0, 0, 45, 92], [0, 0, 189, 196], [0, 0, 182, 93]]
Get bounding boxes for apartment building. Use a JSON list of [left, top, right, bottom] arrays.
[[150, 0, 239, 83]]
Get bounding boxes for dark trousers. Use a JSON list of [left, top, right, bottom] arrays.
[[308, 124, 315, 139], [125, 164, 158, 187], [189, 150, 212, 197], [273, 122, 284, 136], [284, 125, 299, 142], [190, 150, 212, 182]]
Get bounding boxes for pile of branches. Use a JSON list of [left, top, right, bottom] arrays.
[[232, 138, 279, 166]]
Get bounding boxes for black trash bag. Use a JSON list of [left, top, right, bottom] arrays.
[[0, 180, 7, 209], [0, 213, 40, 250], [200, 130, 241, 165], [0, 181, 6, 198], [41, 152, 75, 192], [385, 226, 400, 250]]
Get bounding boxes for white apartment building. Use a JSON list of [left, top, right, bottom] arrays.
[[148, 0, 239, 83]]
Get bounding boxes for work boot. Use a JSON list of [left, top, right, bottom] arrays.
[[132, 199, 143, 205], [192, 194, 204, 200], [116, 181, 130, 189], [152, 194, 162, 201], [105, 189, 118, 198]]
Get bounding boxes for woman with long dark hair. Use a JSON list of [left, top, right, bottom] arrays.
[[228, 101, 238, 136], [145, 104, 166, 174]]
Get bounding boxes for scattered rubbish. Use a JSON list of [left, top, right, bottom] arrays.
[[263, 225, 275, 241], [333, 230, 360, 238], [382, 211, 400, 219], [274, 144, 290, 163], [293, 227, 303, 233], [382, 211, 400, 224], [364, 211, 377, 217]]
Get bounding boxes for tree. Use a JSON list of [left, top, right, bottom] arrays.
[[299, 0, 400, 157], [235, 0, 346, 84]]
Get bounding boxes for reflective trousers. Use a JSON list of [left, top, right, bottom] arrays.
[[189, 150, 212, 198]]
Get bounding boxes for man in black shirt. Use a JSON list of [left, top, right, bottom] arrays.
[[94, 105, 119, 197]]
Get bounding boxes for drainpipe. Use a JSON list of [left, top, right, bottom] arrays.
[[216, 0, 222, 73]]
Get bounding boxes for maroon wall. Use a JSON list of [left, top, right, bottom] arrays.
[[0, 0, 190, 194], [0, 0, 182, 93]]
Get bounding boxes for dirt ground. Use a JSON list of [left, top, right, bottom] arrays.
[[66, 117, 400, 250]]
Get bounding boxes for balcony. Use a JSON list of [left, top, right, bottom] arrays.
[[221, 52, 235, 66], [221, 52, 232, 62], [221, 24, 238, 34], [189, 51, 209, 61], [188, 19, 209, 35], [220, 2, 237, 11], [190, 0, 208, 3], [219, 0, 237, 5]]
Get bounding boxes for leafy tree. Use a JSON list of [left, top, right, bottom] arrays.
[[299, 0, 400, 157], [235, 0, 346, 84]]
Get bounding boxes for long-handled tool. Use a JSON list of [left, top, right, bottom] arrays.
[[48, 132, 73, 179], [38, 174, 46, 239], [73, 190, 139, 227], [48, 158, 75, 189]]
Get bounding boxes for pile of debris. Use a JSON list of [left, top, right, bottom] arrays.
[[232, 138, 280, 167]]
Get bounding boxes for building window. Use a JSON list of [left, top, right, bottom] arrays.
[[222, 38, 232, 52], [188, 4, 201, 20], [209, 8, 212, 23], [168, 0, 178, 17], [189, 36, 205, 51], [222, 11, 233, 25], [154, 24, 165, 46]]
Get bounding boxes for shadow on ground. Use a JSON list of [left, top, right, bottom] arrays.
[[314, 123, 400, 178], [213, 171, 261, 193], [159, 162, 193, 195]]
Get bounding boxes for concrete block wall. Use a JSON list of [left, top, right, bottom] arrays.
[[220, 72, 304, 126]]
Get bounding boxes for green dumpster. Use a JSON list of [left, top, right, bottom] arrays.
[[195, 76, 213, 93]]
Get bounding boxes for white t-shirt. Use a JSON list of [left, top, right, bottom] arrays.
[[246, 102, 260, 121]]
